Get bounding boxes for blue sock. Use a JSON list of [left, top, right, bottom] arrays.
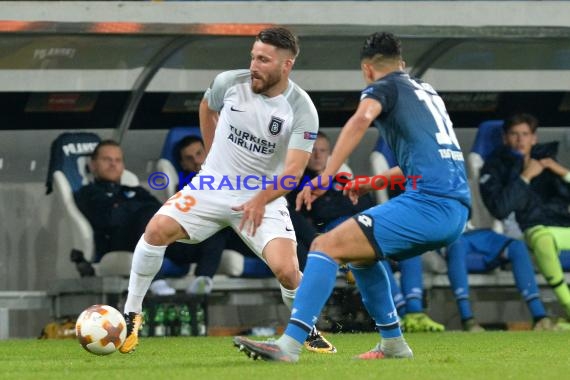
[[284, 251, 338, 344], [349, 261, 401, 339], [446, 237, 474, 320], [381, 261, 406, 316], [506, 240, 547, 320], [400, 257, 424, 313]]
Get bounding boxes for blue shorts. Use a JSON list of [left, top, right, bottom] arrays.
[[459, 229, 513, 272], [353, 191, 468, 261]]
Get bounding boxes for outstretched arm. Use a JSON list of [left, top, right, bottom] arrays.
[[322, 98, 382, 179], [297, 98, 382, 210]]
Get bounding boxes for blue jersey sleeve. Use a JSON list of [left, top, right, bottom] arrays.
[[361, 79, 397, 114]]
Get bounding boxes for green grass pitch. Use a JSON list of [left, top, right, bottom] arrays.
[[1, 332, 569, 379]]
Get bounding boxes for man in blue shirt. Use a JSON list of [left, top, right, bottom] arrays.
[[234, 32, 470, 362]]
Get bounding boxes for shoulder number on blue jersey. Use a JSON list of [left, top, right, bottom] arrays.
[[408, 79, 460, 150]]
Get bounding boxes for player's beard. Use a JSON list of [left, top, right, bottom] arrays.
[[251, 71, 281, 94]]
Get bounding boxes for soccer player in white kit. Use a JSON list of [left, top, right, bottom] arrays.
[[120, 27, 336, 354]]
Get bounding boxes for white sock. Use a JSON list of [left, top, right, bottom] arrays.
[[276, 334, 302, 362], [280, 284, 297, 310], [124, 235, 166, 314], [280, 271, 302, 310]]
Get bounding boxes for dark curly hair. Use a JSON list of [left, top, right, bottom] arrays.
[[360, 32, 402, 61]]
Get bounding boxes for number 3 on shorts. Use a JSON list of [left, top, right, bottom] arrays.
[[164, 191, 196, 213]]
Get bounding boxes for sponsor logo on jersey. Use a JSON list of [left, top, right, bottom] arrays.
[[230, 105, 245, 112], [228, 125, 276, 155], [268, 116, 284, 136], [357, 214, 372, 227]]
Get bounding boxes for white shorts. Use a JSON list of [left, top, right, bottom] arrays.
[[156, 185, 296, 261]]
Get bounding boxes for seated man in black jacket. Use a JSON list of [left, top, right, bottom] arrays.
[[75, 140, 160, 263], [75, 140, 224, 295], [480, 113, 570, 322]]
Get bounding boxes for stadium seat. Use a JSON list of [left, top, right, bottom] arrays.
[[155, 126, 201, 199], [467, 120, 505, 232], [369, 136, 398, 204], [467, 119, 504, 179], [46, 132, 139, 279]]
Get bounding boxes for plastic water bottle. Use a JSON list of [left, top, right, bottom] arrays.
[[195, 304, 206, 336], [166, 305, 179, 336], [179, 305, 192, 337], [153, 304, 166, 337]]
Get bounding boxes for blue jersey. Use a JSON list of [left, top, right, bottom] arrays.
[[361, 71, 471, 208]]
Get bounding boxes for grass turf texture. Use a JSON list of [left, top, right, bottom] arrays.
[[1, 332, 569, 379]]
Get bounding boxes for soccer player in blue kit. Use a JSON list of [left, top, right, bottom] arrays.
[[234, 32, 471, 362]]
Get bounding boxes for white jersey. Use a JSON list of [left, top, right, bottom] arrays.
[[201, 69, 319, 193]]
